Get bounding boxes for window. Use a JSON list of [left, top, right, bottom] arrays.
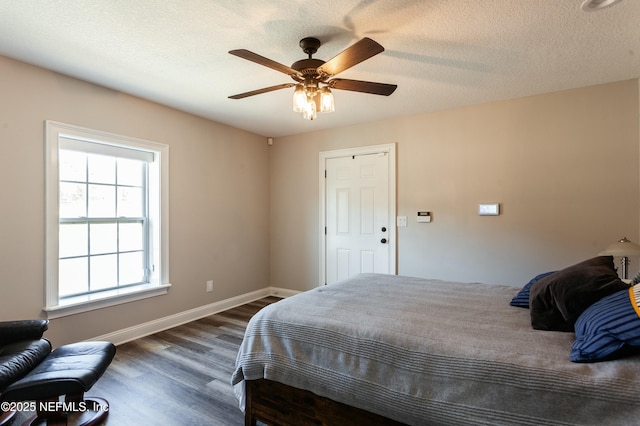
[[45, 121, 170, 317]]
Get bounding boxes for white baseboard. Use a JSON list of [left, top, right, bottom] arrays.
[[269, 286, 301, 298], [88, 286, 300, 346]]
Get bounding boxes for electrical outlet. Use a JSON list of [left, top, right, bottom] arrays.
[[206, 280, 214, 293]]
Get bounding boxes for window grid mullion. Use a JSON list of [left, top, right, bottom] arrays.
[[115, 159, 120, 289], [85, 156, 91, 295]]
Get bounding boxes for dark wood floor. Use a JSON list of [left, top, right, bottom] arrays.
[[14, 297, 280, 426]]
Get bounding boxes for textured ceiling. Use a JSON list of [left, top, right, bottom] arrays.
[[0, 0, 638, 138]]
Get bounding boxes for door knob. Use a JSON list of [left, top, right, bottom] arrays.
[[380, 238, 387, 244], [381, 227, 387, 232]]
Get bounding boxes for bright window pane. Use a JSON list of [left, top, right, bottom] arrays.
[[59, 182, 87, 218], [90, 254, 117, 291], [59, 223, 88, 258], [119, 252, 144, 285], [118, 186, 143, 217], [88, 184, 115, 217], [88, 154, 116, 184], [119, 222, 144, 252], [59, 257, 88, 297], [59, 150, 86, 182], [90, 223, 117, 254], [118, 158, 144, 186]]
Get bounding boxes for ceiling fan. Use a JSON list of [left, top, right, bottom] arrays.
[[228, 37, 397, 120]]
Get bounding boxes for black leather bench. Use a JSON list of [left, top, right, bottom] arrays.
[[2, 341, 116, 426]]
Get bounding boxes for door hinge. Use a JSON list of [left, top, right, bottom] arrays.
[[324, 226, 327, 235], [324, 169, 327, 178]]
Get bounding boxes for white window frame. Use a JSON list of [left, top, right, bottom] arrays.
[[44, 121, 170, 318]]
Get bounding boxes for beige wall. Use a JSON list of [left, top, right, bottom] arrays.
[[0, 56, 270, 345], [1, 53, 638, 345], [270, 79, 640, 290]]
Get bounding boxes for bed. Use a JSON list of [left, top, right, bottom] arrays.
[[231, 272, 640, 425]]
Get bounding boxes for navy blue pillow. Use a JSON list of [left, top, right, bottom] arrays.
[[509, 271, 557, 308], [571, 286, 640, 362]]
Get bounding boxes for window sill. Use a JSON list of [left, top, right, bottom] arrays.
[[43, 283, 172, 319]]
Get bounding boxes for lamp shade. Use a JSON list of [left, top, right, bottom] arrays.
[[599, 237, 640, 257]]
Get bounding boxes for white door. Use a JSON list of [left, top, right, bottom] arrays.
[[325, 152, 391, 284]]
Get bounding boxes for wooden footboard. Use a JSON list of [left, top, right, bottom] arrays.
[[244, 379, 407, 426]]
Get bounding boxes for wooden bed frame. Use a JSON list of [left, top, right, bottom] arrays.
[[244, 379, 407, 426]]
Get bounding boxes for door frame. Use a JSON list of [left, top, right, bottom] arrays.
[[319, 143, 397, 286]]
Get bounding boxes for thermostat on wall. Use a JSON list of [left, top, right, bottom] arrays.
[[479, 203, 500, 216], [417, 211, 431, 223]]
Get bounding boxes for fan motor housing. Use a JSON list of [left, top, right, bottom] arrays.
[[291, 58, 325, 74]]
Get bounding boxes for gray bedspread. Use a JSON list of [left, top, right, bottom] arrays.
[[231, 273, 640, 425]]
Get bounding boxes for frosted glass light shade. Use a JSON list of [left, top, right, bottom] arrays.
[[302, 99, 317, 120], [319, 87, 335, 113], [292, 85, 307, 112]]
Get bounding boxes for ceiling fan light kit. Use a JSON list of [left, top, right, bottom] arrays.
[[229, 37, 396, 120]]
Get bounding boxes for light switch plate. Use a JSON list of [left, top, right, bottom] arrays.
[[479, 203, 500, 216], [397, 216, 407, 227]]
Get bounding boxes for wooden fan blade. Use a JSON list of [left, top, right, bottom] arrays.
[[318, 38, 385, 76], [229, 49, 299, 76], [229, 83, 295, 99], [329, 79, 397, 96]]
